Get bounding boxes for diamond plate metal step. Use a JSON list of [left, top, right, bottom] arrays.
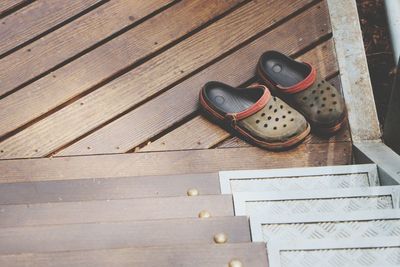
[[219, 164, 379, 194], [250, 209, 400, 242], [233, 186, 400, 216], [267, 237, 400, 267]]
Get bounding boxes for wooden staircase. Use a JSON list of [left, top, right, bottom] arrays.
[[1, 160, 400, 266], [0, 170, 268, 267]]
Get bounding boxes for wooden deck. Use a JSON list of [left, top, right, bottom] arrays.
[[0, 0, 352, 171]]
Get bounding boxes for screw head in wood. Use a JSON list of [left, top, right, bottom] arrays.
[[229, 259, 243, 267], [187, 188, 199, 196], [198, 210, 211, 218], [213, 233, 228, 244]]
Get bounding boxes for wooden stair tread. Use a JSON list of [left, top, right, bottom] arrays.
[[0, 173, 219, 204], [0, 195, 233, 227], [0, 243, 268, 267], [0, 216, 250, 254]]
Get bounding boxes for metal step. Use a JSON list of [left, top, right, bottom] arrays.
[[250, 209, 400, 242], [219, 164, 379, 194], [233, 186, 400, 216], [267, 237, 400, 267]]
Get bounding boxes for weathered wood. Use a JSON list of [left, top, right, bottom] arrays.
[[0, 0, 30, 16], [0, 0, 173, 96], [58, 1, 329, 157], [327, 0, 381, 141], [0, 144, 351, 184], [0, 243, 269, 267], [0, 195, 233, 227], [0, 0, 243, 141], [0, 173, 220, 203], [141, 39, 345, 152], [0, 216, 250, 254], [0, 0, 314, 159], [0, 0, 102, 57]]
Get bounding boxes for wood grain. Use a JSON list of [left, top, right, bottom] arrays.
[[0, 243, 268, 267], [0, 0, 102, 57], [0, 0, 313, 159], [0, 216, 250, 254], [58, 1, 328, 157], [0, 0, 242, 141], [0, 0, 30, 16], [0, 173, 220, 203], [141, 39, 346, 152], [0, 195, 233, 227], [0, 0, 173, 96], [0, 144, 351, 184]]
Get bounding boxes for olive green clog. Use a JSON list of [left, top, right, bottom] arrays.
[[199, 81, 310, 150], [257, 51, 346, 135]]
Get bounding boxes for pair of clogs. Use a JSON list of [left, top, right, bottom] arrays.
[[199, 51, 346, 150]]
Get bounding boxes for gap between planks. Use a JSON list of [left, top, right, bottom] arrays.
[[56, 1, 333, 156], [0, 0, 105, 58], [0, 144, 351, 183], [0, 0, 249, 157]]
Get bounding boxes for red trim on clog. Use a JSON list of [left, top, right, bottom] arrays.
[[199, 84, 271, 124], [231, 85, 271, 121], [276, 63, 317, 94]]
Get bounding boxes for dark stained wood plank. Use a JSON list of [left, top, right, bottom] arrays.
[[0, 216, 250, 254], [0, 0, 314, 159], [58, 1, 329, 157], [0, 0, 174, 97], [0, 144, 351, 184], [0, 243, 269, 267], [141, 116, 227, 152], [0, 0, 243, 142], [0, 0, 103, 56], [0, 195, 233, 227], [141, 39, 344, 152], [0, 173, 220, 204], [0, 0, 30, 16]]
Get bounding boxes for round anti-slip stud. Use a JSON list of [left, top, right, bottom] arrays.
[[198, 210, 211, 218], [187, 188, 199, 196], [213, 233, 228, 244], [229, 259, 243, 267]]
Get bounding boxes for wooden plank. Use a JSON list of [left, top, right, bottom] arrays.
[[0, 243, 269, 267], [0, 0, 30, 16], [0, 216, 250, 254], [0, 0, 314, 159], [140, 39, 345, 152], [0, 0, 174, 97], [327, 0, 381, 141], [0, 0, 243, 141], [58, 1, 329, 157], [0, 173, 220, 204], [0, 0, 103, 57], [0, 195, 233, 227], [0, 144, 351, 184]]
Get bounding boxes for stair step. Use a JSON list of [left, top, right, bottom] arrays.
[[0, 173, 219, 205], [0, 243, 268, 267], [267, 237, 400, 267], [0, 216, 249, 254], [250, 209, 400, 242], [0, 195, 233, 227], [233, 186, 400, 216], [219, 164, 379, 194]]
